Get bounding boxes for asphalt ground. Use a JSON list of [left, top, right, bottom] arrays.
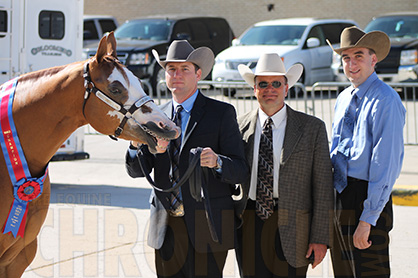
[[21, 134, 418, 278]]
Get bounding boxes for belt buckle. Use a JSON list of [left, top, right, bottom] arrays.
[[169, 203, 184, 217]]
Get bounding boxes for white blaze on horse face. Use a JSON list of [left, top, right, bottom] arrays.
[[106, 67, 174, 128]]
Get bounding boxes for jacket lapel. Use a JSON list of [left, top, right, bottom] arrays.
[[281, 105, 303, 164], [181, 91, 205, 151], [240, 109, 258, 168]]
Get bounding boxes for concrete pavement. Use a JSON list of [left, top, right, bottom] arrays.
[[21, 134, 418, 277]]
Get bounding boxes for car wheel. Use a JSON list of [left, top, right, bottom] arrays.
[[152, 66, 168, 96], [222, 88, 236, 97], [288, 71, 304, 98]]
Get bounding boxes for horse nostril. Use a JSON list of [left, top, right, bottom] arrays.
[[159, 122, 166, 129]]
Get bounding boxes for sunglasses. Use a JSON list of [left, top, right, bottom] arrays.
[[257, 81, 282, 89]]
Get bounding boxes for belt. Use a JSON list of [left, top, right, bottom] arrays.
[[347, 176, 367, 183]]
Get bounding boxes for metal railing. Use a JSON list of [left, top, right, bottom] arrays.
[[91, 79, 418, 146]]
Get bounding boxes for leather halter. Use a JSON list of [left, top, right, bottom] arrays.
[[82, 61, 153, 140]]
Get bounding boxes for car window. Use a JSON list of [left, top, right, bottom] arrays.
[[239, 25, 306, 46], [365, 16, 418, 39], [190, 20, 210, 41], [115, 19, 172, 41], [322, 23, 356, 44], [99, 19, 117, 34], [84, 20, 98, 40], [307, 25, 326, 45], [172, 20, 192, 41]]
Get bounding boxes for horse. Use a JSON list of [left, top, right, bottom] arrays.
[[0, 32, 180, 278]]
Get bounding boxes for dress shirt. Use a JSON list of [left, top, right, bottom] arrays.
[[249, 105, 287, 200], [330, 72, 406, 225], [171, 89, 198, 141]]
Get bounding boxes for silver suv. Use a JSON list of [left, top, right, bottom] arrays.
[[213, 17, 358, 92]]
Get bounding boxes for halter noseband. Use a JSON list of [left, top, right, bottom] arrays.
[[82, 61, 153, 140]]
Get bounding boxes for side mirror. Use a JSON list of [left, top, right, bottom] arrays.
[[232, 38, 240, 46], [306, 37, 320, 48]]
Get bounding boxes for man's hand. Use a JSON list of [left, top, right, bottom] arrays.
[[200, 147, 218, 168], [353, 220, 372, 249], [306, 243, 327, 269]]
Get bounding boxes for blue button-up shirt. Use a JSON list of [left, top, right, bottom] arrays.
[[172, 89, 198, 141], [330, 72, 406, 225]]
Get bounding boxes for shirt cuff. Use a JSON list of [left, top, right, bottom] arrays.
[[128, 147, 137, 159]]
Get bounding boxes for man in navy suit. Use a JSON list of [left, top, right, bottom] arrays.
[[125, 40, 249, 278]]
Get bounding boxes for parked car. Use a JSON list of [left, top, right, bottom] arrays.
[[333, 12, 418, 84], [83, 15, 119, 47], [83, 15, 235, 95], [212, 17, 357, 95]]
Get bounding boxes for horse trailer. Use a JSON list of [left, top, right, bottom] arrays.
[[0, 0, 89, 160]]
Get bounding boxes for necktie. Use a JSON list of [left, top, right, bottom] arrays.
[[256, 117, 275, 220], [169, 105, 184, 216], [333, 92, 358, 193]]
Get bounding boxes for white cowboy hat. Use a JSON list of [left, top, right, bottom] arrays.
[[238, 53, 303, 88], [152, 40, 214, 79], [326, 26, 390, 62]]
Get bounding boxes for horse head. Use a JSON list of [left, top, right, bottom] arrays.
[[83, 32, 179, 154]]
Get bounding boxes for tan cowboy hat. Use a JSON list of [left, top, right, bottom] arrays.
[[152, 40, 214, 79], [327, 26, 390, 62], [238, 53, 303, 88]]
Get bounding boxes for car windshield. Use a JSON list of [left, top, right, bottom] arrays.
[[238, 25, 306, 46], [365, 15, 418, 39], [114, 19, 172, 41]]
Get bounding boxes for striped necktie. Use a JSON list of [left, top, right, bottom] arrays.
[[256, 117, 275, 220], [169, 105, 184, 216]]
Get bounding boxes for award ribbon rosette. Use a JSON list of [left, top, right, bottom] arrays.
[[0, 78, 48, 238]]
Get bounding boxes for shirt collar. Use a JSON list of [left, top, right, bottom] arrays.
[[355, 72, 379, 100], [172, 89, 198, 114], [258, 105, 287, 129]]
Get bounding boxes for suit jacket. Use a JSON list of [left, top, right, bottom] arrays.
[[237, 105, 333, 268], [126, 92, 249, 253]]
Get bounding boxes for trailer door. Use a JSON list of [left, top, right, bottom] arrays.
[[0, 0, 20, 84], [23, 0, 82, 73]]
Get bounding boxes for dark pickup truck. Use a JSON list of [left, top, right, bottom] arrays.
[[83, 15, 235, 95], [365, 12, 418, 83]]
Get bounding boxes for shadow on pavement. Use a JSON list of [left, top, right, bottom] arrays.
[[50, 183, 151, 209]]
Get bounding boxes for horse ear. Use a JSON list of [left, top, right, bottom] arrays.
[[106, 32, 117, 59], [95, 32, 117, 62]]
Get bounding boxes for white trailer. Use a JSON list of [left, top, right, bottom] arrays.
[[0, 0, 89, 160]]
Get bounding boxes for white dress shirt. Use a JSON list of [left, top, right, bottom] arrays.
[[249, 106, 287, 200]]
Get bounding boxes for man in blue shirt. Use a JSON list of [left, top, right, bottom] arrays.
[[327, 26, 406, 277]]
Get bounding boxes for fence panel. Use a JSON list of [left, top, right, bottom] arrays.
[[98, 80, 418, 146]]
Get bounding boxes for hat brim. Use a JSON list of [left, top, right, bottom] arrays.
[[327, 31, 390, 62], [152, 47, 214, 79], [238, 63, 303, 88]]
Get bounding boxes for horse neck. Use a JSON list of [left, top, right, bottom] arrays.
[[12, 62, 88, 176]]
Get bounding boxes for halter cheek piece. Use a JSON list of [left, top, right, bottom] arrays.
[[82, 62, 152, 140]]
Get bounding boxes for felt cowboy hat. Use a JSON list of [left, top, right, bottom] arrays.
[[238, 53, 303, 88], [152, 40, 214, 79], [327, 26, 390, 62]]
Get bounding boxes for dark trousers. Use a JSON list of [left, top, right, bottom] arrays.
[[331, 178, 393, 278], [235, 200, 308, 278], [155, 215, 228, 278]]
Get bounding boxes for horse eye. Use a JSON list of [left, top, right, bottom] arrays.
[[108, 82, 124, 95], [110, 88, 122, 95]]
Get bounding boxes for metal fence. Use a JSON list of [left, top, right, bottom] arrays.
[[89, 80, 418, 146]]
